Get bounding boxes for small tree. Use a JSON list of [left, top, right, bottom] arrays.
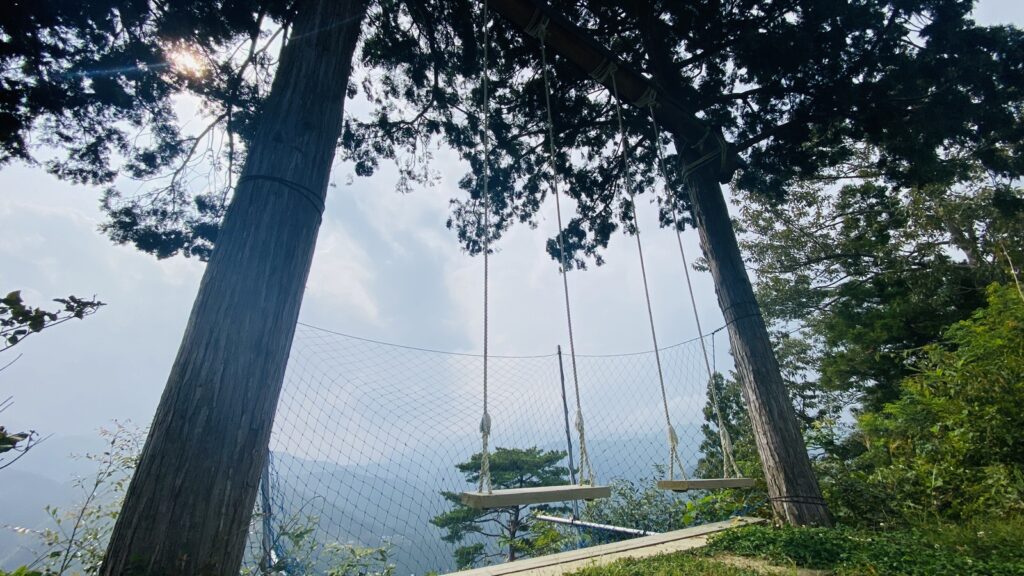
[[582, 477, 687, 536], [432, 447, 570, 568], [695, 372, 759, 481]]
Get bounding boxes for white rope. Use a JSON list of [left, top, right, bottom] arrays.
[[609, 74, 684, 481], [678, 127, 730, 184], [647, 107, 742, 479], [538, 32, 594, 486], [477, 0, 493, 495]]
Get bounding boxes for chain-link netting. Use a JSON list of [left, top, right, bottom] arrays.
[[243, 322, 722, 575]]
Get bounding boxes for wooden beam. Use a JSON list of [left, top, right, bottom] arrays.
[[657, 478, 757, 492], [460, 484, 611, 509], [445, 516, 766, 575], [487, 0, 739, 183]]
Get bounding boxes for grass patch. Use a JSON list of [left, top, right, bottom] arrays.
[[569, 553, 764, 576], [568, 517, 1024, 575], [705, 518, 1024, 575]]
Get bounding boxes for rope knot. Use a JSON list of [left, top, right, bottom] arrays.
[[525, 10, 550, 39], [589, 59, 618, 84], [479, 411, 491, 435], [633, 86, 658, 109]]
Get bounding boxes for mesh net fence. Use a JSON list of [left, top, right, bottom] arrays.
[[243, 322, 730, 575]]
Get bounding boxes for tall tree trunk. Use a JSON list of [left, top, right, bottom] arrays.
[[681, 160, 832, 527], [508, 508, 520, 562], [636, 2, 831, 526], [102, 1, 368, 574]]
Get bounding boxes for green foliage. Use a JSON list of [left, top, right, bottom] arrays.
[[35, 423, 142, 576], [705, 520, 1024, 575], [0, 569, 45, 576], [321, 543, 395, 576], [706, 525, 856, 569], [742, 182, 1024, 416], [582, 476, 766, 542], [0, 426, 30, 456], [431, 447, 570, 568], [583, 478, 689, 535], [1, 290, 103, 470], [689, 373, 770, 523], [822, 284, 1024, 524], [16, 0, 1018, 268], [680, 493, 768, 529], [695, 373, 763, 482], [242, 510, 322, 576]]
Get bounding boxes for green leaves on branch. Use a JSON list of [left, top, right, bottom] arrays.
[[0, 291, 104, 351], [742, 181, 1024, 415]]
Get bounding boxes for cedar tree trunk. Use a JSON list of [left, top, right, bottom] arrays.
[[101, 0, 369, 573], [681, 158, 833, 527]]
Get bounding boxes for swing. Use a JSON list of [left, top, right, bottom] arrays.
[[459, 6, 609, 510], [605, 73, 755, 494]]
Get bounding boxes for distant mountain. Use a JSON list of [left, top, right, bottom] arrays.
[[257, 433, 701, 575], [0, 434, 118, 571], [1, 432, 703, 574], [8, 434, 108, 482], [0, 470, 77, 569]]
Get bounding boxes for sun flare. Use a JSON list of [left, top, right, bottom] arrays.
[[167, 45, 207, 77]]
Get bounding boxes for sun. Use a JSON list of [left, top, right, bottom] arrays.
[[167, 44, 207, 78]]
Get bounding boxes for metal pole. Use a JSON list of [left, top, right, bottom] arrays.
[[557, 345, 580, 519], [259, 453, 276, 574], [534, 514, 657, 537]]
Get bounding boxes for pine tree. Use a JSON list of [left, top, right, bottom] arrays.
[[432, 447, 571, 568]]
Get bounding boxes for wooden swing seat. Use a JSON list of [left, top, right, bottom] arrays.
[[460, 484, 611, 509], [657, 478, 756, 492]]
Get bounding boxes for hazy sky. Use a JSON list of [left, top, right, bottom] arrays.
[[2, 0, 1022, 454]]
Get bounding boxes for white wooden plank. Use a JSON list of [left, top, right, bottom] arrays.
[[445, 516, 766, 575], [460, 485, 611, 509], [657, 478, 757, 491]]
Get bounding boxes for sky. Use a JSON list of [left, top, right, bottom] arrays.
[[2, 0, 1022, 468]]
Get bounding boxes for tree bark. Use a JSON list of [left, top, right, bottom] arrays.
[[101, 1, 368, 574], [680, 160, 832, 527]]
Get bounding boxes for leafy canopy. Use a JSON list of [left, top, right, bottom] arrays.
[[4, 1, 1021, 268], [1, 0, 291, 258], [352, 0, 1024, 268]]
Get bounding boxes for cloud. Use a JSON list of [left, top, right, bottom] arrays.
[[305, 222, 380, 325]]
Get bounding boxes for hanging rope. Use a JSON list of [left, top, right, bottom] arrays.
[[608, 75, 685, 481], [534, 21, 594, 486], [477, 0, 493, 495], [647, 106, 742, 479]]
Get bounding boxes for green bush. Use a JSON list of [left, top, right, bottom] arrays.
[[820, 284, 1024, 525]]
